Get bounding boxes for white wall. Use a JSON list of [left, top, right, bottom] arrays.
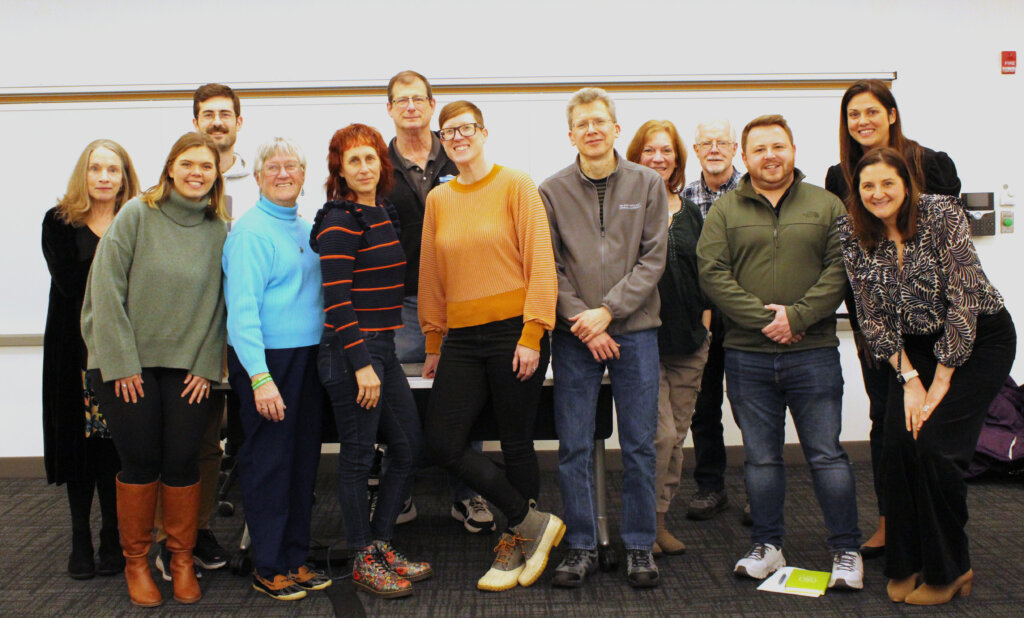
[[3, 0, 1023, 459]]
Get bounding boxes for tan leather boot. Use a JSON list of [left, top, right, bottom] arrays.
[[116, 478, 163, 607], [655, 512, 686, 555], [162, 482, 202, 604]]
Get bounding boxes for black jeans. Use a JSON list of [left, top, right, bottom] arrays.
[[320, 330, 421, 548], [89, 367, 209, 487], [424, 317, 549, 527], [884, 309, 1016, 585], [690, 307, 727, 492]]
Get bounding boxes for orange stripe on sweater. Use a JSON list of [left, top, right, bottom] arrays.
[[316, 225, 361, 239]]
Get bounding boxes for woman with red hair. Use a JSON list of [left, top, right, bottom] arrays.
[[312, 123, 430, 598]]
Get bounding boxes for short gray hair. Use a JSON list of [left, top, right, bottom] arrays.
[[694, 119, 736, 144], [254, 137, 306, 174], [566, 87, 617, 127]]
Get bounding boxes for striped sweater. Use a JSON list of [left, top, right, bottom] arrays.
[[419, 165, 557, 354], [310, 200, 405, 370]]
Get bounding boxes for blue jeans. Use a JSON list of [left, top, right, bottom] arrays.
[[319, 330, 422, 548], [394, 294, 478, 503], [552, 328, 659, 550], [725, 346, 860, 551]]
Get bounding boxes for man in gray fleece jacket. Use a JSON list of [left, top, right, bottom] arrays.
[[539, 88, 667, 590], [696, 114, 863, 590]]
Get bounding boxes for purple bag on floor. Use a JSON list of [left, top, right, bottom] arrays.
[[967, 376, 1024, 479]]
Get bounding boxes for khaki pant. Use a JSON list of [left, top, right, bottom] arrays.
[[655, 336, 710, 513]]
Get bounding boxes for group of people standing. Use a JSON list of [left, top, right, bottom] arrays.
[[41, 72, 1013, 609]]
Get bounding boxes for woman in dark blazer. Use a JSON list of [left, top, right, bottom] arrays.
[[826, 79, 961, 559], [43, 139, 139, 579]]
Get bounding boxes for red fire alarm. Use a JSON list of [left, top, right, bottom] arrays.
[[1003, 51, 1016, 74]]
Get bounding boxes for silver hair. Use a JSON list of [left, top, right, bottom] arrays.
[[693, 119, 736, 143], [566, 87, 617, 127], [254, 137, 307, 174]]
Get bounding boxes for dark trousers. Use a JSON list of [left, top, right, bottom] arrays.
[[320, 331, 421, 549], [691, 307, 727, 492], [857, 351, 891, 516], [884, 309, 1016, 585], [424, 317, 548, 527], [228, 346, 323, 577], [90, 367, 208, 487]]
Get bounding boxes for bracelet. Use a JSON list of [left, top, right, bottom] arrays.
[[251, 376, 273, 390]]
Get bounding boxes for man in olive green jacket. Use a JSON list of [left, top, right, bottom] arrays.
[[696, 115, 863, 590]]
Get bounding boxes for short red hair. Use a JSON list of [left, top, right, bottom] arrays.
[[325, 123, 394, 201]]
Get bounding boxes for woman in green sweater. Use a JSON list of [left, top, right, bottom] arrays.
[[81, 132, 228, 608]]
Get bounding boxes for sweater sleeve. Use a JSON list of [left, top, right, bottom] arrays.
[[222, 229, 273, 377], [41, 209, 89, 299], [601, 173, 668, 319], [538, 182, 591, 321], [784, 196, 849, 334], [696, 200, 776, 329], [510, 172, 557, 350], [81, 203, 142, 382], [931, 196, 984, 367], [418, 191, 447, 354], [317, 210, 372, 371]]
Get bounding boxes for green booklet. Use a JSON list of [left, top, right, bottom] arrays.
[[785, 568, 830, 597]]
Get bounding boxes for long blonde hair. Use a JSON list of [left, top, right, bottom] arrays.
[[141, 133, 228, 221], [56, 139, 140, 226]]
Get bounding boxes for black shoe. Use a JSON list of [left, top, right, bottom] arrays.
[[626, 549, 659, 588], [96, 526, 124, 576], [156, 542, 202, 582], [194, 528, 228, 569], [686, 489, 728, 520], [552, 548, 598, 588], [68, 530, 95, 580]]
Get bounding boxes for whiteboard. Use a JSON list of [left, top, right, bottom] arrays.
[[4, 86, 846, 335]]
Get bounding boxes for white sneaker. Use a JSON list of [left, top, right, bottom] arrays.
[[395, 497, 417, 525], [734, 543, 786, 579], [828, 550, 864, 590], [451, 496, 496, 533]]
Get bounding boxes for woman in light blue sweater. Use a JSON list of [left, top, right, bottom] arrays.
[[222, 137, 329, 601]]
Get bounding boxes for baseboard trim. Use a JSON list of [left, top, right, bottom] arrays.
[[1, 442, 871, 479]]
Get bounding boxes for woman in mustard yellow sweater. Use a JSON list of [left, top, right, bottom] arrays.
[[419, 100, 563, 592]]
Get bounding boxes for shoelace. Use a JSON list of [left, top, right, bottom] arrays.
[[629, 550, 653, 569], [492, 534, 524, 566], [563, 549, 591, 568], [744, 544, 768, 560], [468, 496, 490, 516], [833, 551, 858, 571]]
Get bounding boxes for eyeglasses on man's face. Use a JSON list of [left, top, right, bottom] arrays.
[[696, 139, 736, 152], [392, 96, 429, 108], [439, 123, 483, 141]]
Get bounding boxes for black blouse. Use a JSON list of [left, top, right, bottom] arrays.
[[838, 194, 1004, 367]]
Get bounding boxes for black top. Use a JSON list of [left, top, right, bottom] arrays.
[[658, 198, 708, 356], [386, 134, 459, 296], [825, 146, 961, 202], [41, 207, 101, 484], [839, 194, 1003, 367]]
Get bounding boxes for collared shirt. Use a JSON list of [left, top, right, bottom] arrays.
[[394, 134, 443, 204], [682, 168, 743, 218]]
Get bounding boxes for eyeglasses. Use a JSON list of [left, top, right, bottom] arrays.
[[572, 118, 614, 132], [439, 123, 483, 141], [262, 161, 302, 175], [696, 139, 735, 152], [392, 96, 429, 107]]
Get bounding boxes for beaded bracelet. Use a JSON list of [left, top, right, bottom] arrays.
[[251, 375, 273, 390]]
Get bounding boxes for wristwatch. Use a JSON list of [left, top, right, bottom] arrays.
[[896, 369, 919, 385]]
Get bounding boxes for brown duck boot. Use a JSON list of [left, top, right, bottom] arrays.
[[115, 478, 163, 607], [655, 512, 686, 555], [511, 500, 565, 587], [162, 482, 202, 604]]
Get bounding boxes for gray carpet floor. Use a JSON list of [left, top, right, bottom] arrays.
[[3, 461, 1023, 617]]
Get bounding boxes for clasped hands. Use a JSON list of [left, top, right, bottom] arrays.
[[762, 303, 803, 345], [570, 307, 620, 361]]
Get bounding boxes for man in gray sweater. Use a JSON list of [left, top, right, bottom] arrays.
[[539, 88, 667, 589]]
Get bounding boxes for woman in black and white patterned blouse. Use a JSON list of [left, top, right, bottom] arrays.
[[838, 147, 1015, 606]]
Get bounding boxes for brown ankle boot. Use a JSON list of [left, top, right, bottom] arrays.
[[905, 570, 973, 606], [116, 478, 163, 607], [162, 482, 201, 604], [655, 512, 686, 555]]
